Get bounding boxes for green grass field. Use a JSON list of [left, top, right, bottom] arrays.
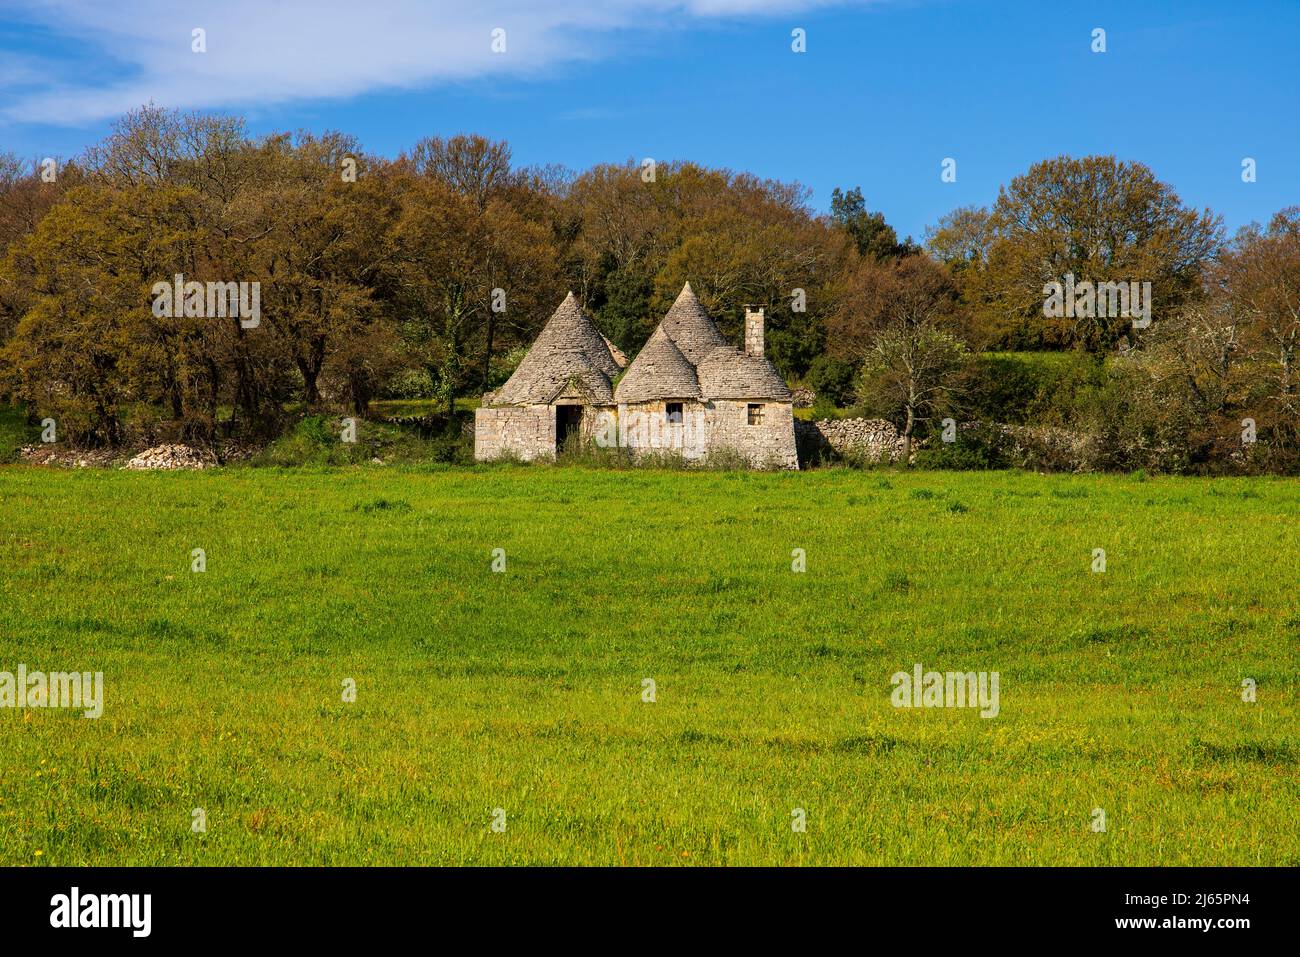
[[1, 464, 1296, 865]]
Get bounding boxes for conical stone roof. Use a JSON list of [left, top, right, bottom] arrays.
[[660, 282, 728, 365], [614, 325, 700, 402], [696, 346, 792, 401], [617, 281, 793, 403], [492, 293, 619, 405]]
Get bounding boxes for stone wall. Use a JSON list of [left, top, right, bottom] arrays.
[[617, 400, 709, 461], [795, 417, 906, 465], [960, 421, 1096, 472], [475, 404, 617, 461], [705, 400, 798, 469], [474, 406, 554, 461], [476, 400, 799, 469]]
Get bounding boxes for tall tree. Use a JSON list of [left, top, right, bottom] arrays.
[[831, 254, 966, 456], [389, 176, 558, 415], [962, 155, 1222, 351], [830, 187, 917, 261]]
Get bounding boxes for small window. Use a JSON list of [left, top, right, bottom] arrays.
[[747, 403, 764, 426], [664, 402, 683, 424]]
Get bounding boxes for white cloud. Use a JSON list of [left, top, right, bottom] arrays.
[[0, 0, 861, 125]]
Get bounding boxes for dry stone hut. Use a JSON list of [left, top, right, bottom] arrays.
[[474, 283, 797, 468], [474, 292, 625, 461], [615, 283, 797, 469]]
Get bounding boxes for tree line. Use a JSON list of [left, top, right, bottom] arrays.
[[1, 106, 1297, 472]]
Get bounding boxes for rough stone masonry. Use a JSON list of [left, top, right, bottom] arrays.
[[475, 284, 798, 469]]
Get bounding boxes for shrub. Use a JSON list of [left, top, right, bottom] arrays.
[[913, 421, 1011, 470], [804, 355, 858, 406], [963, 351, 1106, 426], [382, 369, 437, 400]]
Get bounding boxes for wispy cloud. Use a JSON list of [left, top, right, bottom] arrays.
[[0, 0, 863, 125]]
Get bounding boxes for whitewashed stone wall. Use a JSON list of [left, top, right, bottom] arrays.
[[475, 404, 615, 461], [476, 400, 798, 469]]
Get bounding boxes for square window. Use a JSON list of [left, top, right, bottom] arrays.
[[747, 403, 763, 426], [665, 402, 683, 424]]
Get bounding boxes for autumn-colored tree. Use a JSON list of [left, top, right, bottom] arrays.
[[924, 205, 993, 270], [832, 254, 967, 454], [0, 152, 83, 352], [1, 183, 207, 444], [406, 134, 512, 212], [251, 133, 397, 407], [11, 105, 1300, 476], [389, 175, 560, 415], [1223, 210, 1300, 423], [958, 155, 1221, 351], [565, 162, 850, 373], [827, 253, 961, 360]]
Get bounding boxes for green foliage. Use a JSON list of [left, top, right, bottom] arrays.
[[592, 258, 655, 353], [954, 154, 1223, 352], [250, 414, 471, 467], [382, 368, 438, 400], [830, 186, 917, 260], [962, 351, 1106, 426], [765, 307, 824, 380], [0, 404, 37, 462], [806, 395, 845, 421], [914, 425, 1009, 471], [488, 347, 528, 390], [804, 355, 857, 406]]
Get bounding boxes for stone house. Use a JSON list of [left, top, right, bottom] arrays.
[[474, 283, 797, 469], [614, 283, 797, 468], [474, 292, 626, 461]]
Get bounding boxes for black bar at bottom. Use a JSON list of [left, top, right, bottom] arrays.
[[0, 866, 1281, 943]]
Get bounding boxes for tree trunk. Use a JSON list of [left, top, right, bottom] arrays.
[[300, 363, 321, 406]]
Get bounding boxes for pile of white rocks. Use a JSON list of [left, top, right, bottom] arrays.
[[123, 444, 214, 470], [19, 446, 118, 468]]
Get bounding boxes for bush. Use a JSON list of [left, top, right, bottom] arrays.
[[382, 369, 437, 400], [0, 404, 39, 462], [963, 351, 1106, 426], [804, 355, 858, 407], [808, 395, 843, 420], [249, 413, 472, 466], [913, 423, 1010, 470], [488, 347, 529, 390]]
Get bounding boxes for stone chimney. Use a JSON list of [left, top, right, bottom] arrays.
[[744, 306, 765, 356]]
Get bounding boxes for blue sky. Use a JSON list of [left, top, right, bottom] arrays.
[[1, 0, 1296, 240]]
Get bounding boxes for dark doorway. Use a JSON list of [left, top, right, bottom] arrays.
[[556, 405, 583, 452]]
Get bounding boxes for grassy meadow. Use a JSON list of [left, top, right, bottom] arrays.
[[0, 463, 1296, 865]]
